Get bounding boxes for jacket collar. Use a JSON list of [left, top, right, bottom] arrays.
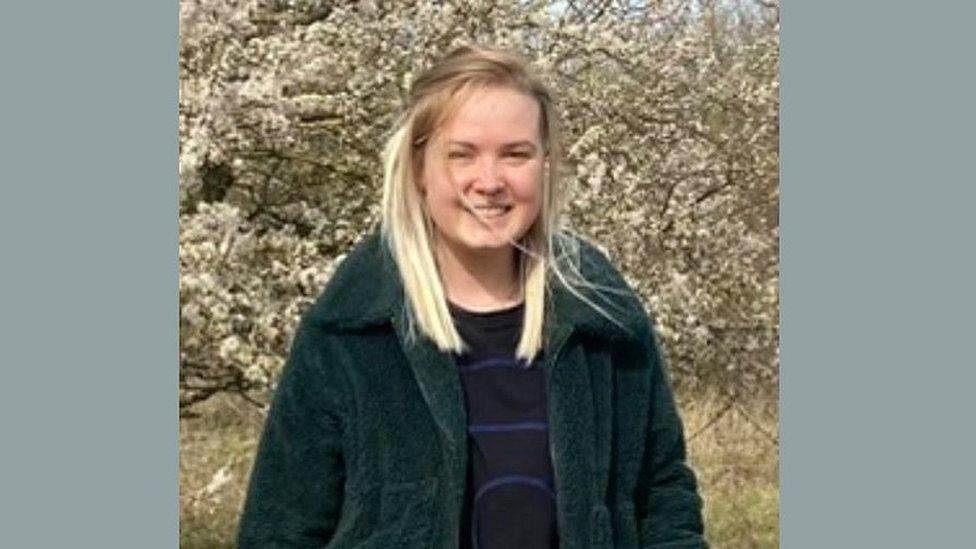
[[306, 230, 649, 344]]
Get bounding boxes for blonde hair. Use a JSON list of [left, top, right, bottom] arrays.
[[380, 44, 628, 363]]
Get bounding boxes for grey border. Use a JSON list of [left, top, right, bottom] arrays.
[[782, 1, 976, 547], [0, 2, 177, 547], [2, 0, 975, 546]]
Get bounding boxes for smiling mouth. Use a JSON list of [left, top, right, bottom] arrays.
[[469, 205, 512, 219]]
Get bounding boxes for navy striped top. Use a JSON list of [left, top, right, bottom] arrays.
[[449, 300, 559, 549]]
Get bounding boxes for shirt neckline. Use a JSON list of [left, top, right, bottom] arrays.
[[447, 299, 525, 319]]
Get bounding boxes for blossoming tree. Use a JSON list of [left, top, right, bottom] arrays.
[[179, 0, 780, 415]]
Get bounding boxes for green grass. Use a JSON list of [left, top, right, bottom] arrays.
[[180, 392, 779, 548], [686, 391, 780, 548]]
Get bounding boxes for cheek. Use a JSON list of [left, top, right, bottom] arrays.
[[513, 171, 544, 206], [423, 181, 466, 226], [430, 183, 461, 209], [420, 164, 455, 210]]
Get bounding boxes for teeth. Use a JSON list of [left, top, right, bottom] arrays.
[[474, 206, 509, 218]]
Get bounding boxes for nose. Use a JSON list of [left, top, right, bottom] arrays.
[[472, 159, 505, 196]]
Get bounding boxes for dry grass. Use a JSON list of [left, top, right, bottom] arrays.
[[180, 391, 779, 548], [681, 390, 780, 548], [180, 396, 263, 549]]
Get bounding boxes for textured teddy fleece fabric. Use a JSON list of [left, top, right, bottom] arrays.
[[238, 230, 708, 548]]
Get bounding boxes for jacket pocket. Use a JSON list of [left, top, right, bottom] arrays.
[[590, 503, 613, 548], [374, 477, 438, 549], [614, 500, 640, 548]]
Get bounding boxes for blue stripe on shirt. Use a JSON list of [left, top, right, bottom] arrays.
[[468, 421, 549, 433], [473, 474, 555, 502], [459, 357, 531, 372]]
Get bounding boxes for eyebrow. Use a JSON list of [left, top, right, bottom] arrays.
[[447, 140, 538, 150]]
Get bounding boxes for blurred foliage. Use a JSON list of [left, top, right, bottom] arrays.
[[179, 0, 780, 415]]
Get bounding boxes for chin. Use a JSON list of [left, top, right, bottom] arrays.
[[459, 232, 516, 252], [453, 221, 527, 253]]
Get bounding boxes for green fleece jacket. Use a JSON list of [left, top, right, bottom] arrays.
[[238, 230, 707, 548]]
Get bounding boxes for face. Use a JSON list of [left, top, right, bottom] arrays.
[[419, 86, 545, 256]]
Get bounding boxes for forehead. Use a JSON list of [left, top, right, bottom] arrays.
[[438, 86, 542, 145]]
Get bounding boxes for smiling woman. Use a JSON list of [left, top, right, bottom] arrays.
[[421, 85, 546, 312], [238, 45, 708, 549], [377, 47, 573, 361]]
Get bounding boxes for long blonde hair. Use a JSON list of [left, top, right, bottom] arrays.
[[380, 45, 627, 362]]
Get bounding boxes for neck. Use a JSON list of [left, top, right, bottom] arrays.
[[435, 238, 522, 312]]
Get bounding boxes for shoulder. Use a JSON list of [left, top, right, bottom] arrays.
[[555, 232, 668, 373], [553, 230, 633, 289], [302, 230, 400, 332], [276, 231, 395, 392], [549, 229, 657, 345]]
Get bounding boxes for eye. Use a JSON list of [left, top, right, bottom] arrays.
[[505, 151, 531, 159], [447, 151, 472, 160]]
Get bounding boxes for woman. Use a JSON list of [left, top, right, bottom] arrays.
[[238, 45, 707, 549]]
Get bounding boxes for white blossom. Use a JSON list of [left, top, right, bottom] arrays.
[[179, 0, 780, 413]]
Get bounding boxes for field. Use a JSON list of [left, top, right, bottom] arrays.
[[179, 392, 778, 548]]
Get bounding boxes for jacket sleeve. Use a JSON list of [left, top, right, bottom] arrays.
[[633, 323, 708, 549], [238, 321, 348, 548]]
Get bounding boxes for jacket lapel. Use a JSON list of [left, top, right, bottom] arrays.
[[391, 309, 469, 539], [543, 319, 594, 546]]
